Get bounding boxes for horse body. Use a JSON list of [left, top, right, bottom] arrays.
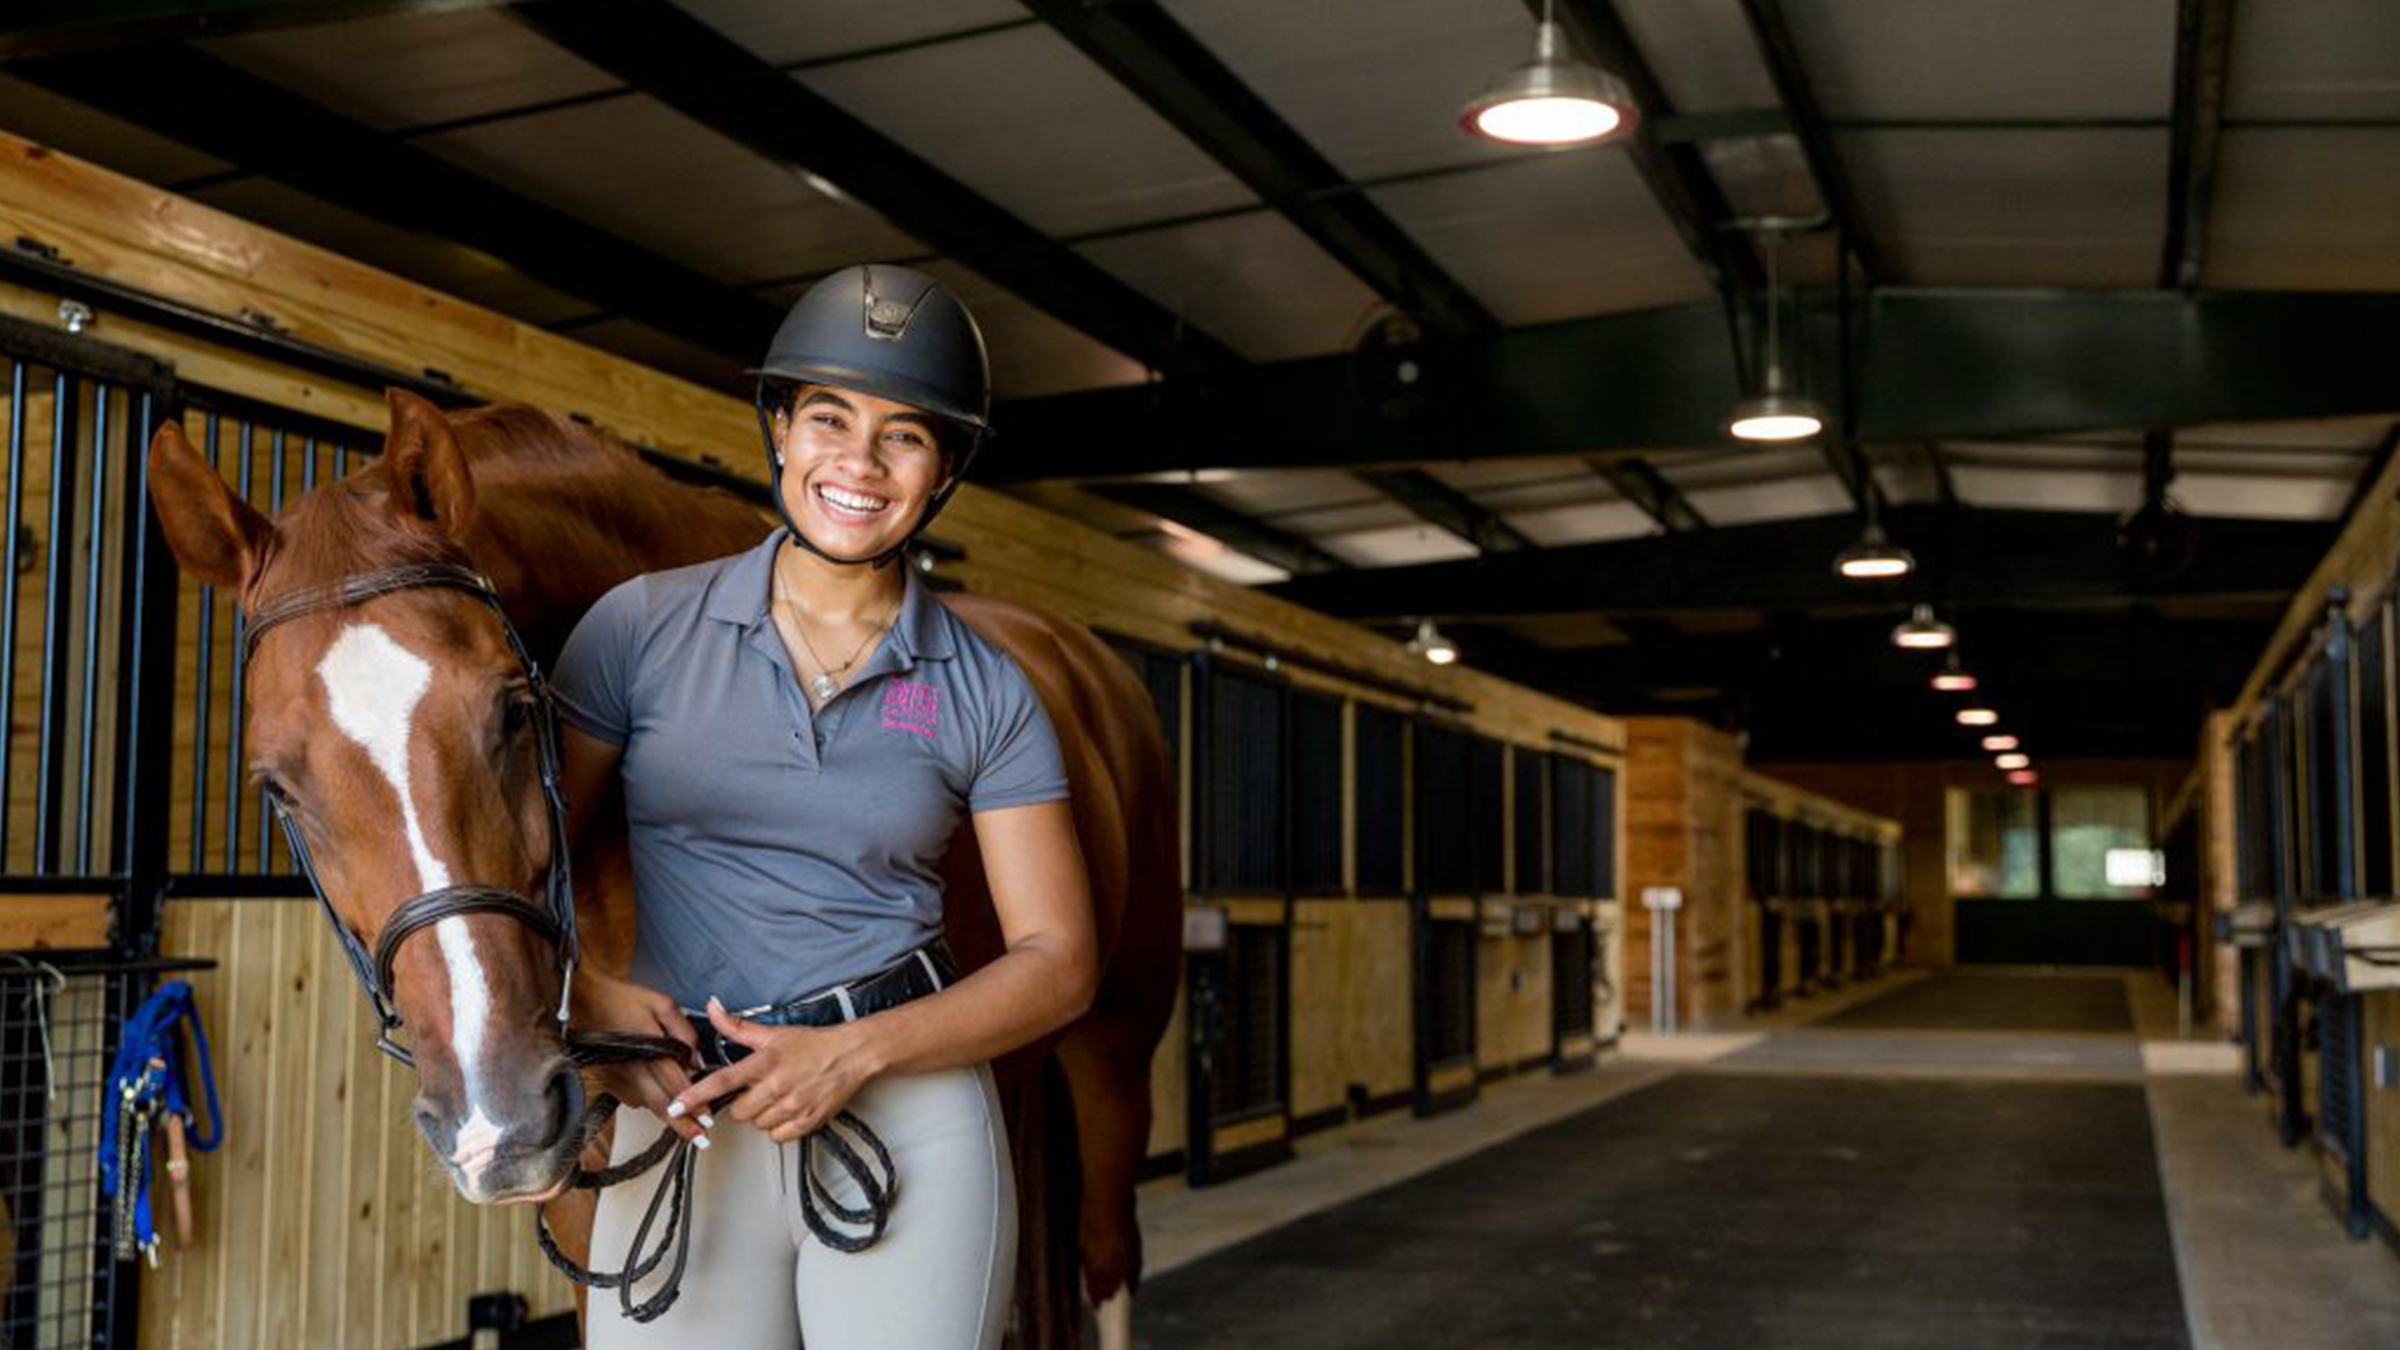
[[146, 392, 1177, 1346]]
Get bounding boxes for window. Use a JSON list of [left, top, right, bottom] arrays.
[[2051, 787, 2154, 900], [1947, 789, 2039, 899]]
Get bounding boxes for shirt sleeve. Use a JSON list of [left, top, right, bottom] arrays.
[[550, 576, 647, 746], [969, 657, 1071, 813]]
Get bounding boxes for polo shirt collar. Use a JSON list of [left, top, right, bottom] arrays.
[[703, 527, 956, 667]]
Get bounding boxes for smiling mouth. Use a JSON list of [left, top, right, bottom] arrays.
[[815, 483, 891, 522]]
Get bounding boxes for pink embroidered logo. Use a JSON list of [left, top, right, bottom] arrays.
[[881, 679, 939, 738]]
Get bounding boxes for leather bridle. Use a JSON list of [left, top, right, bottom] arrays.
[[242, 561, 580, 1067]]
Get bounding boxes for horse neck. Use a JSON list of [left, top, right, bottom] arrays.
[[458, 456, 769, 660]]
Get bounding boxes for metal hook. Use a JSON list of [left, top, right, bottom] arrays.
[[0, 954, 69, 1100]]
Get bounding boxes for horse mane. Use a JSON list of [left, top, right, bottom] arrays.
[[254, 402, 764, 607]]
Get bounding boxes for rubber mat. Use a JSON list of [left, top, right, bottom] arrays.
[[1815, 973, 2133, 1034], [1133, 1074, 2187, 1350]]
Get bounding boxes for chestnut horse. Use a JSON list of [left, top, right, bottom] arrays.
[[144, 389, 1179, 1347]]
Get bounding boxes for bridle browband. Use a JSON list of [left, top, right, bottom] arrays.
[[243, 561, 580, 1066], [238, 558, 891, 1323]]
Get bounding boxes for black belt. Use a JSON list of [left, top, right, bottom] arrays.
[[687, 941, 955, 1067]]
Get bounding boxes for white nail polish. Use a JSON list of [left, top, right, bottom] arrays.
[[699, 1113, 715, 1129], [692, 1133, 710, 1150], [665, 1101, 687, 1120]]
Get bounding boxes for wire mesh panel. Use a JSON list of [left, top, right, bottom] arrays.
[[1412, 723, 1471, 895], [0, 963, 142, 1350], [1352, 704, 1404, 894], [1201, 926, 1285, 1122], [1198, 665, 1286, 895], [1288, 692, 1342, 894], [2357, 604, 2392, 898], [1550, 922, 1593, 1043], [1424, 918, 1473, 1064], [167, 393, 379, 886], [1514, 749, 1546, 895], [1469, 737, 1504, 896]]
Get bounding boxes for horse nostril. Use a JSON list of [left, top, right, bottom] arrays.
[[412, 1100, 448, 1150], [540, 1067, 581, 1148]]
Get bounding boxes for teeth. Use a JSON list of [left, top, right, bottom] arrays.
[[817, 484, 888, 514]]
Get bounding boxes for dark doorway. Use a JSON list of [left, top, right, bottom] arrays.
[[1953, 785, 2160, 965]]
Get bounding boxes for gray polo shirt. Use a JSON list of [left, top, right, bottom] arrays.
[[551, 528, 1070, 1010]]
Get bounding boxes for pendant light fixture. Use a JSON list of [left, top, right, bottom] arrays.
[[1930, 652, 1976, 692], [1728, 231, 1824, 442], [1835, 507, 1914, 580], [1994, 752, 2031, 771], [1890, 603, 1955, 650], [1462, 0, 1638, 147], [1956, 706, 2000, 727], [1980, 734, 2019, 752], [1406, 618, 1459, 666]]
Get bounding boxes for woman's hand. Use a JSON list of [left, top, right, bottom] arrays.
[[571, 969, 709, 1146], [670, 999, 879, 1144]]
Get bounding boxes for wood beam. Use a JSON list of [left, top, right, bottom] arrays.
[[1024, 0, 1495, 339], [507, 0, 1246, 383]]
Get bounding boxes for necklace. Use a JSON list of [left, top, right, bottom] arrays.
[[772, 566, 896, 703]]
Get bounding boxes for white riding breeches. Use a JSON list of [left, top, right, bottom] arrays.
[[585, 1064, 1016, 1350]]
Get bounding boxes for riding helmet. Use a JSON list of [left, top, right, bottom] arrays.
[[751, 264, 991, 567]]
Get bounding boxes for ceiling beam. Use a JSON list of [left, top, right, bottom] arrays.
[[9, 42, 785, 365], [0, 0, 500, 59], [2161, 0, 2237, 289], [994, 289, 2400, 479], [1023, 0, 1495, 339], [1733, 0, 1886, 281], [1083, 483, 1349, 577], [1354, 469, 1535, 552], [1539, 0, 1763, 291], [1588, 456, 1707, 532], [1266, 507, 2337, 619], [506, 0, 1246, 383]]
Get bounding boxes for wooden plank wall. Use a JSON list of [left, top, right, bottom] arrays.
[[1624, 718, 1905, 1026], [2365, 992, 2399, 1232], [140, 899, 574, 1350]]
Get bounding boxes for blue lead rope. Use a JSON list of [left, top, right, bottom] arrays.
[[99, 980, 222, 1264]]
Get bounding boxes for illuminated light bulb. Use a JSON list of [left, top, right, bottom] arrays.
[[1995, 752, 2031, 771], [1981, 734, 2020, 752], [1891, 604, 1956, 650], [1461, 16, 1637, 148], [1957, 707, 2000, 727]]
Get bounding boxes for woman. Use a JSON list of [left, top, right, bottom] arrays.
[[550, 264, 1097, 1349]]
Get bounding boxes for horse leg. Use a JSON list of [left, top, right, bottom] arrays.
[[1053, 1019, 1153, 1350]]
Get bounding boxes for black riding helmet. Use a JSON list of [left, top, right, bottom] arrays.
[[752, 263, 992, 567]]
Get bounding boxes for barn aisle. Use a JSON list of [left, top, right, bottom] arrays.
[[1133, 972, 2400, 1350]]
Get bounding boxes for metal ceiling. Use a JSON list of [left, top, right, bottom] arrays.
[[3, 0, 2396, 760]]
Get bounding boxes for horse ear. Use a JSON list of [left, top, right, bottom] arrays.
[[382, 388, 475, 539], [147, 418, 272, 589]]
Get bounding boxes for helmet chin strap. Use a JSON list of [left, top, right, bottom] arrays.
[[755, 396, 983, 570]]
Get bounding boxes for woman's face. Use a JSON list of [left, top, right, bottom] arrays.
[[772, 384, 951, 560]]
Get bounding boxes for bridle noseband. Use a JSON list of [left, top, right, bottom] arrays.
[[242, 561, 579, 1067]]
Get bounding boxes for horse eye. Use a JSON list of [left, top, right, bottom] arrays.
[[500, 692, 537, 739]]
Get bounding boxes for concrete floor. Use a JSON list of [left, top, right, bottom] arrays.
[[1134, 969, 2400, 1349]]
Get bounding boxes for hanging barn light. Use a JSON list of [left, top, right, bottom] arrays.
[[1461, 0, 1639, 147]]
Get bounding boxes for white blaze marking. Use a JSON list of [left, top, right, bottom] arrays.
[[317, 623, 504, 1185]]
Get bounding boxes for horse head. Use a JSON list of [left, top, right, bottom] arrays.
[[147, 389, 581, 1204]]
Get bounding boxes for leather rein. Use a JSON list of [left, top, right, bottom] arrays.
[[240, 560, 891, 1324]]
